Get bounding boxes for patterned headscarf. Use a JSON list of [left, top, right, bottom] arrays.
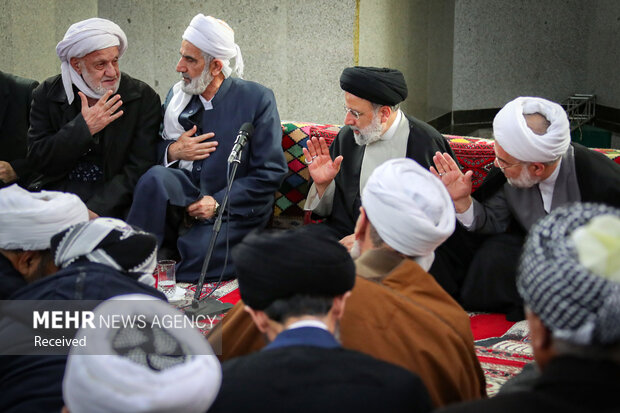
[[518, 203, 620, 346], [51, 218, 157, 286], [63, 294, 222, 413]]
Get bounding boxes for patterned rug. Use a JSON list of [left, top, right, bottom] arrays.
[[470, 313, 533, 396]]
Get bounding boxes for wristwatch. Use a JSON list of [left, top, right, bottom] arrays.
[[214, 201, 221, 216]]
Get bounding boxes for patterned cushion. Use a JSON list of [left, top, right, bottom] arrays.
[[443, 135, 496, 191], [272, 122, 340, 228], [272, 124, 618, 227]]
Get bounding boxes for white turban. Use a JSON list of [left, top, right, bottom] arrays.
[[63, 294, 222, 413], [56, 17, 127, 104], [0, 184, 88, 251], [183, 14, 244, 78], [361, 158, 455, 268], [493, 96, 571, 163]]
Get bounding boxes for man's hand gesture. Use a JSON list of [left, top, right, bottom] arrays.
[[430, 152, 473, 213], [187, 195, 218, 220], [302, 137, 343, 197], [79, 90, 123, 135], [168, 125, 218, 162]]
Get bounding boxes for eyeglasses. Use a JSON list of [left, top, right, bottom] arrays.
[[493, 155, 523, 171], [344, 105, 363, 120]]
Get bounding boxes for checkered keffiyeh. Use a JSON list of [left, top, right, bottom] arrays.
[[51, 218, 157, 286], [517, 203, 620, 346]]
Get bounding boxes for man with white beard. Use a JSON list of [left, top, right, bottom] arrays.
[[431, 96, 620, 317], [27, 18, 161, 219], [304, 66, 456, 245], [126, 14, 286, 283]]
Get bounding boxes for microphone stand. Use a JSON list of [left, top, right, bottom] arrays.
[[183, 157, 242, 318]]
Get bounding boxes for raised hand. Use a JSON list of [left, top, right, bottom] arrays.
[[79, 90, 123, 135], [430, 152, 473, 213], [302, 137, 343, 197], [187, 195, 218, 220], [168, 125, 218, 162]]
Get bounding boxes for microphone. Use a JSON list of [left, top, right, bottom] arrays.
[[227, 122, 254, 164]]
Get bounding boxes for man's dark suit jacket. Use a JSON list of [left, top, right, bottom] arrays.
[[0, 71, 38, 187], [436, 356, 620, 413], [209, 326, 433, 413]]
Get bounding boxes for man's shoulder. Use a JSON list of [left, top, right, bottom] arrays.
[[0, 71, 39, 93], [227, 76, 272, 95], [403, 112, 445, 140], [118, 72, 159, 101]]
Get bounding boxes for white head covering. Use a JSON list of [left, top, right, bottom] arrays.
[[493, 96, 570, 162], [63, 294, 222, 413], [182, 13, 244, 78], [361, 158, 455, 269], [56, 17, 127, 104], [0, 184, 88, 251]]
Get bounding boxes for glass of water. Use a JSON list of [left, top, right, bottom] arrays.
[[156, 260, 177, 299]]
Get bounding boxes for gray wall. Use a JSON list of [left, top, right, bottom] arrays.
[[2, 0, 618, 123], [1, 0, 357, 125], [359, 0, 454, 121], [452, 0, 620, 111], [585, 0, 620, 108]]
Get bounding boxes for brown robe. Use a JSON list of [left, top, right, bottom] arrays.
[[208, 247, 486, 407]]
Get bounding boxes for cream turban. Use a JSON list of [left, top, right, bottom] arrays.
[[183, 13, 244, 78], [361, 158, 455, 267], [63, 294, 222, 413], [0, 185, 88, 251], [56, 17, 127, 104], [493, 96, 570, 162]]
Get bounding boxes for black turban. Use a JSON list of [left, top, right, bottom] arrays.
[[232, 226, 356, 310], [340, 66, 408, 106]]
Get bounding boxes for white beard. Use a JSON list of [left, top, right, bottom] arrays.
[[181, 66, 213, 95], [352, 113, 383, 146], [81, 64, 120, 95], [507, 167, 540, 188]]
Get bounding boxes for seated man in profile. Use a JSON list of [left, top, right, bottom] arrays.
[[437, 203, 620, 413], [209, 228, 432, 413], [210, 158, 486, 407], [126, 14, 286, 283], [432, 96, 620, 318], [27, 18, 161, 219], [0, 71, 39, 188]]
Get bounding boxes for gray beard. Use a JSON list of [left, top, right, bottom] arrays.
[[507, 167, 540, 189], [352, 115, 383, 146], [181, 67, 213, 95]]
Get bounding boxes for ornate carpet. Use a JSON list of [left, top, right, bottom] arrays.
[[470, 313, 533, 396]]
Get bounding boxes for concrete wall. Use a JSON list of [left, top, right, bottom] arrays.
[[0, 0, 98, 81], [585, 0, 620, 108], [359, 0, 454, 121], [453, 0, 589, 111], [1, 0, 356, 125]]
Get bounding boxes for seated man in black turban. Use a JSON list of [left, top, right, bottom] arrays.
[[304, 66, 456, 240], [302, 66, 462, 295], [208, 227, 432, 413]]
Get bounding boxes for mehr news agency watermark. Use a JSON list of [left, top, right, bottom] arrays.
[[0, 300, 220, 355]]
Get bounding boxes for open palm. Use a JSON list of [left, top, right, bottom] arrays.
[[303, 137, 343, 186]]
